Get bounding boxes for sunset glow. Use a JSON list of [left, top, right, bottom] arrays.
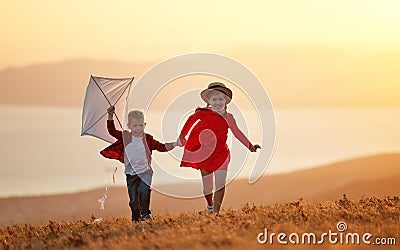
[[1, 0, 400, 68]]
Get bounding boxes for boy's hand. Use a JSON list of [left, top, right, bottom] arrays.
[[250, 144, 261, 152], [107, 106, 115, 120], [107, 106, 115, 114]]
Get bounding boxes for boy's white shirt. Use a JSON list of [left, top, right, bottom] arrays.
[[124, 135, 150, 175]]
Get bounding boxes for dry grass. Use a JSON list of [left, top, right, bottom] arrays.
[[1, 195, 399, 250]]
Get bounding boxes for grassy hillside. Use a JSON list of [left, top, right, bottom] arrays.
[[1, 153, 399, 227], [1, 196, 398, 249]]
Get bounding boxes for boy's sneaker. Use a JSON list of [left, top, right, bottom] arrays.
[[142, 214, 152, 221], [207, 205, 214, 214]]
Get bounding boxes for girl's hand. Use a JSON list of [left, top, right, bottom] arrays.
[[250, 144, 261, 152]]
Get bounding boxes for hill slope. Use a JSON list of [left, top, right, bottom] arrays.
[[1, 46, 400, 108], [0, 59, 153, 107], [1, 196, 399, 249], [0, 153, 399, 227]]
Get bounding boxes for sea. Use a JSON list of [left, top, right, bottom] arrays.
[[1, 105, 399, 197]]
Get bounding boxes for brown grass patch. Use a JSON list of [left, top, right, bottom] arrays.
[[1, 195, 398, 249]]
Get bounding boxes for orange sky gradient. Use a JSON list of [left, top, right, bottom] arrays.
[[1, 1, 400, 108], [1, 0, 400, 68]]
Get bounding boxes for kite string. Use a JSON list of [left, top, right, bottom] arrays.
[[112, 167, 117, 184], [97, 167, 118, 210], [98, 187, 108, 210]]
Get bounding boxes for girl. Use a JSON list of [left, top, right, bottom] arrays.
[[178, 82, 261, 214]]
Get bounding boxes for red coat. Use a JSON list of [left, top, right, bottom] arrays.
[[179, 108, 253, 172], [100, 120, 174, 167]]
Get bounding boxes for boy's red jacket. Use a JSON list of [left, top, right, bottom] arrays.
[[100, 120, 174, 166]]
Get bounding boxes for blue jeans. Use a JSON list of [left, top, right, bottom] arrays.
[[126, 169, 153, 221]]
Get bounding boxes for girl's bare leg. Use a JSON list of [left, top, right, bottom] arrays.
[[213, 170, 227, 214], [200, 169, 213, 206]]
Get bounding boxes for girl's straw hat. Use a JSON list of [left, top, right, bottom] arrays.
[[200, 82, 232, 104]]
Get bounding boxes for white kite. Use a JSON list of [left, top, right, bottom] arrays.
[[81, 75, 133, 143], [81, 75, 133, 210]]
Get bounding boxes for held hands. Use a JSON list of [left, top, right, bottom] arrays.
[[250, 144, 261, 152], [174, 137, 186, 147], [170, 138, 185, 150]]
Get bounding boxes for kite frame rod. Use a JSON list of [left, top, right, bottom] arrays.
[[91, 75, 129, 129]]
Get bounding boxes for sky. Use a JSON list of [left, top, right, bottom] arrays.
[[1, 0, 400, 197], [1, 0, 400, 69]]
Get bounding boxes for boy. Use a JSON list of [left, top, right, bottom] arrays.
[[101, 106, 177, 221]]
